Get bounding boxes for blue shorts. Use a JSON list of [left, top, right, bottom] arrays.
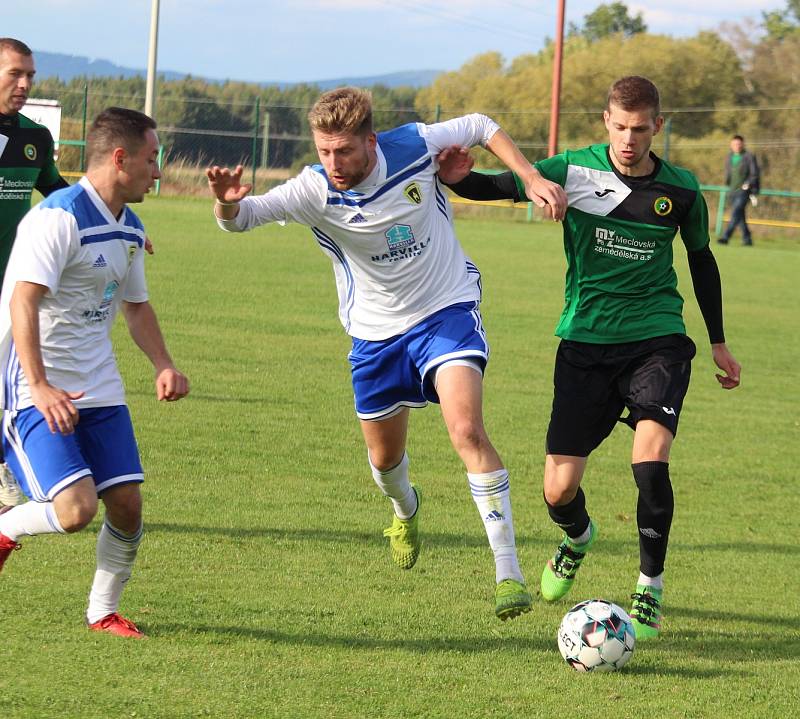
[[2, 405, 144, 502], [349, 302, 489, 420]]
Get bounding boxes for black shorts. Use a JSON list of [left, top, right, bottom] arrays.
[[546, 334, 696, 457]]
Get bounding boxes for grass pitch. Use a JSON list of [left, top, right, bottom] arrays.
[[1, 197, 798, 718]]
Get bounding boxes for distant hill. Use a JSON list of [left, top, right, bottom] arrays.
[[33, 51, 442, 89]]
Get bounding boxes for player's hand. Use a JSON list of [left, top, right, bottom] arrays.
[[206, 164, 252, 204], [523, 174, 567, 221], [711, 343, 741, 389], [30, 383, 84, 434], [436, 145, 474, 185], [144, 235, 154, 255], [155, 367, 190, 402]]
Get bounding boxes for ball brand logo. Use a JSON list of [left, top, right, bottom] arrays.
[[653, 196, 672, 216], [24, 144, 37, 161]]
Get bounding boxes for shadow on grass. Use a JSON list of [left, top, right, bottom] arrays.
[[147, 622, 744, 678], [145, 522, 799, 557], [669, 604, 800, 631], [139, 619, 794, 677], [145, 521, 555, 549]]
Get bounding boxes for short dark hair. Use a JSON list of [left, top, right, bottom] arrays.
[[732, 134, 744, 142], [607, 76, 660, 118], [0, 38, 33, 56], [86, 107, 157, 168]]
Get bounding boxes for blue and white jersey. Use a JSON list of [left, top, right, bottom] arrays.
[[217, 114, 500, 340], [0, 176, 148, 411]]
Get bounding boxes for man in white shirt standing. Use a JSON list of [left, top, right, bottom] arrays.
[[207, 87, 566, 620], [0, 107, 189, 637]]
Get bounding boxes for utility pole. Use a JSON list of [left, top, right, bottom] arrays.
[[548, 0, 566, 157], [145, 0, 160, 119]]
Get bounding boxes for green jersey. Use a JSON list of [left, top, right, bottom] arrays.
[[0, 111, 63, 278], [519, 143, 709, 344]]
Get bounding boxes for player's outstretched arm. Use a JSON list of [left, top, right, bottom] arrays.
[[207, 164, 253, 220], [438, 145, 523, 202], [712, 343, 741, 389], [10, 281, 84, 434], [485, 129, 567, 220], [122, 301, 189, 402]]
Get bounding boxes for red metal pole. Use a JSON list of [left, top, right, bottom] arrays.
[[548, 0, 566, 157]]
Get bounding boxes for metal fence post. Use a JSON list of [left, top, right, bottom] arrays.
[[261, 111, 270, 169], [80, 83, 88, 171], [715, 189, 728, 238], [252, 97, 260, 193], [155, 144, 164, 196]]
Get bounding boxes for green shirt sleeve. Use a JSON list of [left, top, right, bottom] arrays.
[[679, 190, 710, 251], [34, 132, 62, 192], [511, 152, 570, 200]]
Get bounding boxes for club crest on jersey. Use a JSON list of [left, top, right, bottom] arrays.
[[24, 144, 37, 161], [403, 182, 422, 205], [385, 223, 415, 249], [128, 244, 137, 265], [654, 196, 673, 216]]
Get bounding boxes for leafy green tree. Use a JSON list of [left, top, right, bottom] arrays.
[[569, 2, 647, 41], [762, 0, 800, 39]]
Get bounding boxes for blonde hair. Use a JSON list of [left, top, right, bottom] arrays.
[[308, 87, 373, 136]]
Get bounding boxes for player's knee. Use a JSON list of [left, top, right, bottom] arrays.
[[543, 483, 578, 507], [368, 449, 405, 472], [57, 497, 99, 533], [447, 418, 487, 454], [104, 489, 143, 533]]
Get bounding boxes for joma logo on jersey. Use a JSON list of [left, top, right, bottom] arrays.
[[385, 223, 415, 249], [403, 182, 422, 204], [653, 196, 673, 216]]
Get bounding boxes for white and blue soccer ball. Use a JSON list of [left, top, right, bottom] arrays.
[[557, 599, 636, 672]]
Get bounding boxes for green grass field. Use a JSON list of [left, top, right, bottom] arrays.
[[1, 197, 798, 718]]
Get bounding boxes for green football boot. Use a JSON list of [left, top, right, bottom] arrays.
[[382, 486, 421, 570], [630, 584, 663, 640], [540, 521, 597, 602], [495, 578, 533, 621]]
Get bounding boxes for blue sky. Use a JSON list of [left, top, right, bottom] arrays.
[[7, 0, 783, 83]]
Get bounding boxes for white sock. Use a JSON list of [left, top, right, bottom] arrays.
[[638, 572, 664, 590], [468, 469, 523, 584], [0, 501, 65, 541], [86, 519, 143, 624], [369, 452, 417, 520], [570, 523, 593, 546]]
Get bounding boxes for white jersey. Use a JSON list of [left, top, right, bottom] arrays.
[[0, 176, 148, 411], [217, 114, 500, 340]]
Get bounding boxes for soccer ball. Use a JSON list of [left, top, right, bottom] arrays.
[[557, 599, 635, 672]]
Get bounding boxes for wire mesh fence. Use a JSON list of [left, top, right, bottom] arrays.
[[39, 86, 800, 233]]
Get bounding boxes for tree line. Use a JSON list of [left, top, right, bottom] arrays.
[[33, 1, 800, 190]]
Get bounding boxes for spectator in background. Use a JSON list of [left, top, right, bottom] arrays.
[[718, 135, 760, 247]]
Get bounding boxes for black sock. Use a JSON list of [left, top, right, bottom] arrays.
[[545, 487, 590, 540], [632, 461, 673, 577]]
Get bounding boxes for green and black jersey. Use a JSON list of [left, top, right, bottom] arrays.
[[453, 145, 708, 346], [519, 144, 710, 343], [0, 111, 66, 278]]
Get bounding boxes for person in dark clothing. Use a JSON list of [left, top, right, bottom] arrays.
[[718, 135, 760, 246]]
